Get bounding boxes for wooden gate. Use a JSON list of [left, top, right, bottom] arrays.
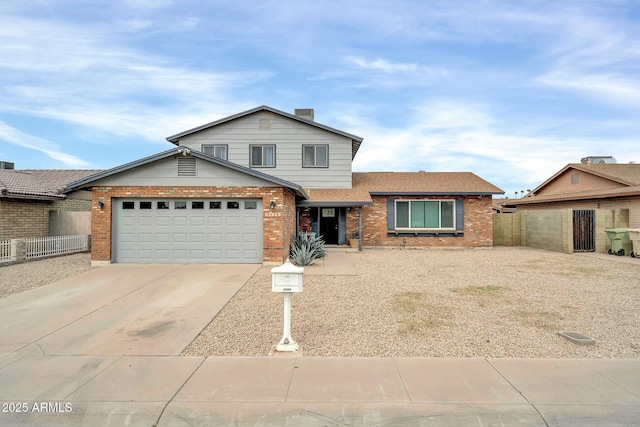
[[573, 210, 595, 252]]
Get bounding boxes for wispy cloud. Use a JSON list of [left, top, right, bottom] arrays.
[[0, 121, 90, 167]]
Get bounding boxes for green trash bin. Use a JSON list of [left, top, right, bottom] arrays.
[[628, 229, 640, 258], [605, 228, 632, 256]]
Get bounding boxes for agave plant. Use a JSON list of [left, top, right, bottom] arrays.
[[290, 233, 326, 266]]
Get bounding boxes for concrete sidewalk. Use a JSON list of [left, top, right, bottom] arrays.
[[0, 356, 638, 426]]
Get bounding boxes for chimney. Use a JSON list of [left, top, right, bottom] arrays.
[[294, 109, 314, 121], [0, 161, 14, 170]]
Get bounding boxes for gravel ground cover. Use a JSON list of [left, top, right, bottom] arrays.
[[0, 253, 93, 299], [183, 247, 640, 358]]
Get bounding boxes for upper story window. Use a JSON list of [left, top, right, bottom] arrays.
[[202, 144, 228, 160], [303, 145, 328, 168], [395, 200, 455, 229], [250, 144, 275, 168]]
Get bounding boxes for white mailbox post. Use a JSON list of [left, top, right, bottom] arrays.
[[271, 258, 304, 352]]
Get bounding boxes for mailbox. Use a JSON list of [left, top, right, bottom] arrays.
[[271, 258, 304, 293]]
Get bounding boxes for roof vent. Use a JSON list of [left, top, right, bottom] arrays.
[[177, 157, 197, 176], [294, 109, 314, 121], [0, 161, 15, 170]]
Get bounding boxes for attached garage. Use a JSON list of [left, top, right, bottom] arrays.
[[64, 148, 306, 265], [113, 198, 262, 263]]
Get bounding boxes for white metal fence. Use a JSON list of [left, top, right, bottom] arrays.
[[0, 235, 90, 263], [0, 240, 11, 262], [25, 235, 89, 259]]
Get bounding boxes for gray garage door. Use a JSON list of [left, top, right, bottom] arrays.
[[113, 199, 262, 263]]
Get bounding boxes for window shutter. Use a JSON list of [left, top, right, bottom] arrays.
[[456, 199, 464, 230], [387, 199, 395, 230]]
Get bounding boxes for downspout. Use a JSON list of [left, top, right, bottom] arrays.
[[358, 206, 363, 251]]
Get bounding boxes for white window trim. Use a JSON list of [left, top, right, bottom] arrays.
[[394, 199, 456, 230], [302, 144, 329, 168]]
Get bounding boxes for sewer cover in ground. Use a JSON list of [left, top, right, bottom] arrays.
[[558, 331, 595, 346]]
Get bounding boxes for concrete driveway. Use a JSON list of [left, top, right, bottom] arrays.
[[0, 264, 260, 356]]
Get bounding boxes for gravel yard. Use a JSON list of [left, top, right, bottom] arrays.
[[183, 247, 640, 358], [0, 253, 93, 299]]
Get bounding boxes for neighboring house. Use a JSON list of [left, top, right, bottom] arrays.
[[66, 105, 503, 265], [0, 165, 100, 240], [502, 163, 640, 226], [501, 162, 640, 253]]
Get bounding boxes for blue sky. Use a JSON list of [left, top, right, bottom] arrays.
[[1, 1, 639, 197]]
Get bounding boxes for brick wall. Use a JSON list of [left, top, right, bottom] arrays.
[[91, 186, 295, 263], [357, 195, 494, 247], [0, 199, 50, 240], [0, 196, 92, 241]]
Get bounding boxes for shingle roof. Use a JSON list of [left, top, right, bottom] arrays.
[[65, 147, 308, 199], [352, 172, 504, 195], [301, 187, 373, 206], [503, 163, 640, 207], [505, 185, 640, 206], [165, 105, 364, 160], [0, 169, 102, 200], [300, 171, 503, 206], [530, 163, 640, 194], [568, 163, 640, 185]]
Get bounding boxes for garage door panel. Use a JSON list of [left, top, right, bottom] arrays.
[[243, 233, 259, 243], [156, 216, 171, 226], [114, 198, 262, 263], [190, 217, 205, 226]]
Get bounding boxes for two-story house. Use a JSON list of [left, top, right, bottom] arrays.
[[67, 106, 503, 265]]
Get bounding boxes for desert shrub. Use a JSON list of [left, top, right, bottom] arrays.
[[290, 233, 326, 266]]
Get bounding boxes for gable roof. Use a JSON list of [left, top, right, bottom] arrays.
[[352, 172, 504, 195], [165, 105, 364, 160], [0, 169, 102, 200], [530, 163, 640, 194], [503, 163, 640, 207], [65, 147, 308, 198]]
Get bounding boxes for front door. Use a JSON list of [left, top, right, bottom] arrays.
[[320, 207, 339, 244]]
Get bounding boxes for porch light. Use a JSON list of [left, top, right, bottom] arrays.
[[270, 201, 276, 209], [97, 201, 104, 209]]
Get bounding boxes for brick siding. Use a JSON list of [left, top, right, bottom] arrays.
[[356, 195, 494, 247], [91, 186, 295, 263]]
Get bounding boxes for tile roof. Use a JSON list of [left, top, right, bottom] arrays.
[[0, 169, 102, 200]]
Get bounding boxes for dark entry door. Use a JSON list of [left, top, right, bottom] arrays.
[[320, 208, 339, 244], [573, 210, 595, 252]]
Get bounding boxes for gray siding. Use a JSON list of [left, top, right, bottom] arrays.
[[176, 111, 353, 188], [89, 157, 277, 188]]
